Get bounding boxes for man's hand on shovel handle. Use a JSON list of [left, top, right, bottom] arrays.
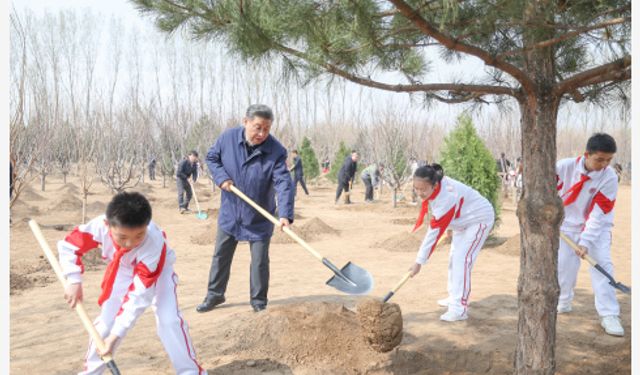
[[409, 263, 421, 277], [574, 245, 588, 259], [279, 218, 290, 231], [98, 334, 120, 357], [220, 180, 234, 192], [64, 283, 83, 308]]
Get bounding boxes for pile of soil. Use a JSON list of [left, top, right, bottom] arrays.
[[19, 188, 46, 201], [221, 302, 386, 373], [492, 234, 520, 256], [50, 195, 83, 212], [10, 257, 56, 295], [356, 298, 403, 353], [86, 201, 107, 214], [57, 183, 80, 195], [10, 200, 41, 217], [133, 183, 154, 194], [271, 218, 338, 244], [190, 227, 217, 246], [372, 231, 424, 252]]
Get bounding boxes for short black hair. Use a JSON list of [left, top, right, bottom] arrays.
[[586, 133, 617, 154], [292, 149, 298, 154], [106, 191, 152, 228], [188, 150, 199, 157], [414, 163, 444, 185]]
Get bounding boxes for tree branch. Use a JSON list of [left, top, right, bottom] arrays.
[[553, 56, 630, 96], [498, 17, 629, 58], [387, 0, 535, 94], [275, 43, 520, 100]]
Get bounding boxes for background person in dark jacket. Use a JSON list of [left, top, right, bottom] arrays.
[[335, 150, 359, 204], [289, 149, 309, 196], [176, 151, 199, 213], [198, 104, 294, 314]]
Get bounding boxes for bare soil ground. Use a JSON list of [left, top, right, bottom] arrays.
[[9, 175, 631, 374]]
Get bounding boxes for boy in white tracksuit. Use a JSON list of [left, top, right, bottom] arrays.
[[409, 164, 495, 322], [58, 192, 206, 374], [555, 133, 624, 336]]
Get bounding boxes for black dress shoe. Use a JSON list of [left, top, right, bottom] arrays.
[[252, 304, 266, 313], [196, 296, 226, 313]]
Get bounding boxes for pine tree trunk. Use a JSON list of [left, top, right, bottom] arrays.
[[514, 95, 564, 374]]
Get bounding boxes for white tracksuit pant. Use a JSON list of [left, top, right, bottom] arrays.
[[81, 265, 205, 375], [446, 221, 492, 315], [558, 230, 620, 317]]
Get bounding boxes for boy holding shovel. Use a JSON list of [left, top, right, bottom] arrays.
[[58, 192, 206, 374]]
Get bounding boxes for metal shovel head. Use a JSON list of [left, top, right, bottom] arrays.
[[612, 282, 631, 295], [195, 211, 208, 220], [326, 261, 374, 295]]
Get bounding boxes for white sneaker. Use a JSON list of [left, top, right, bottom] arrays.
[[440, 310, 468, 322], [600, 315, 624, 337], [437, 298, 450, 307], [557, 303, 572, 314]]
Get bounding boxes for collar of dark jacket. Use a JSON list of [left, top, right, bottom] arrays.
[[236, 126, 273, 154]]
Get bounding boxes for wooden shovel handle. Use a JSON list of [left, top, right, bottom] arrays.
[[188, 181, 202, 212], [229, 185, 323, 261], [558, 232, 598, 267], [28, 220, 115, 363]]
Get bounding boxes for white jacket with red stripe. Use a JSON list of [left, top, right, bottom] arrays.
[[416, 177, 494, 265], [556, 156, 617, 250], [57, 215, 176, 337]]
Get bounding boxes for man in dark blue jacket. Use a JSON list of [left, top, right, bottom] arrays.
[[335, 150, 359, 204], [176, 151, 199, 213], [197, 104, 294, 313], [290, 149, 309, 196]]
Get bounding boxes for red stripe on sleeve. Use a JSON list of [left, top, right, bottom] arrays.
[[586, 191, 616, 217], [134, 243, 167, 288], [426, 206, 456, 258], [65, 227, 100, 274]]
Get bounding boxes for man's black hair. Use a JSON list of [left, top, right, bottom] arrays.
[[414, 163, 445, 185], [106, 191, 152, 228], [188, 150, 199, 157], [586, 133, 617, 154], [292, 149, 298, 154]]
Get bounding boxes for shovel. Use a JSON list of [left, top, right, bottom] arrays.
[[229, 185, 373, 295], [28, 220, 122, 375], [189, 181, 208, 220], [381, 234, 448, 303], [559, 232, 631, 294]]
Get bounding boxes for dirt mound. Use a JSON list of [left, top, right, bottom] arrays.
[[10, 200, 41, 217], [131, 183, 154, 194], [222, 302, 385, 373], [190, 227, 217, 246], [492, 234, 520, 256], [372, 231, 424, 252], [19, 187, 46, 201], [271, 218, 338, 244], [50, 195, 83, 211], [86, 201, 107, 214], [56, 183, 80, 195], [357, 298, 403, 353]]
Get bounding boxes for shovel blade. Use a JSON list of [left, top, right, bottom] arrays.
[[195, 212, 208, 220], [612, 282, 631, 295], [326, 261, 374, 295]]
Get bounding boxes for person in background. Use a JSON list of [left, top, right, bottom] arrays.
[[361, 162, 384, 202], [335, 150, 358, 204], [176, 151, 199, 214], [290, 149, 309, 196]]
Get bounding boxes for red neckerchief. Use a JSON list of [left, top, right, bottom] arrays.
[[98, 232, 131, 306], [562, 173, 590, 206], [412, 182, 442, 233]]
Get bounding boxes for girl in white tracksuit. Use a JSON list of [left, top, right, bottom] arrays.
[[58, 192, 206, 374], [409, 164, 495, 322], [555, 133, 623, 336]]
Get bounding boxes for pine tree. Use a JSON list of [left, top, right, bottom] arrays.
[[440, 115, 500, 220], [327, 141, 350, 183], [299, 137, 320, 180]]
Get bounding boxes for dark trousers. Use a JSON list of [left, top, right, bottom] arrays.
[[294, 175, 309, 196], [177, 179, 192, 209], [335, 178, 350, 202], [362, 176, 374, 201], [206, 229, 271, 307], [149, 168, 156, 180]]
